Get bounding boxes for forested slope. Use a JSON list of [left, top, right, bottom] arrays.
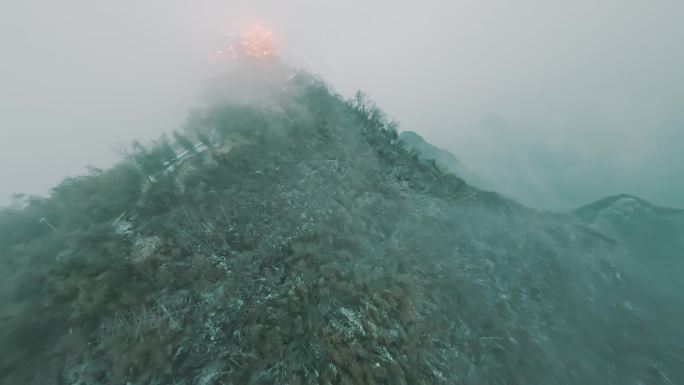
[[1, 72, 681, 385]]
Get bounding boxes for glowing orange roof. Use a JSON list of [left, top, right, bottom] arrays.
[[210, 25, 277, 65], [239, 26, 276, 58]]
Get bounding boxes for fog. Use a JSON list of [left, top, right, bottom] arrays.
[[1, 0, 683, 209]]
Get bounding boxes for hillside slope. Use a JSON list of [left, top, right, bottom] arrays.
[[1, 71, 682, 385]]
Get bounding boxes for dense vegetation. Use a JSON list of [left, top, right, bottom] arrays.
[[1, 71, 682, 385]]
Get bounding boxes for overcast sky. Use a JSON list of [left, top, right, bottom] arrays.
[[1, 0, 683, 209]]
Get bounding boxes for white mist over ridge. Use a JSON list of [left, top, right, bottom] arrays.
[[1, 0, 683, 209]]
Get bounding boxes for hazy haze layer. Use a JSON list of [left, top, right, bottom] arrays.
[[1, 0, 682, 209]]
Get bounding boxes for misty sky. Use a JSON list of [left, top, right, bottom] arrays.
[[1, 0, 683, 210]]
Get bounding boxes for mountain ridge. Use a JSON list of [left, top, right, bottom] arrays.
[[0, 68, 682, 385]]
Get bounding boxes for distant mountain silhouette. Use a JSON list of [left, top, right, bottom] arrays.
[[399, 130, 490, 190], [574, 194, 684, 301]]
